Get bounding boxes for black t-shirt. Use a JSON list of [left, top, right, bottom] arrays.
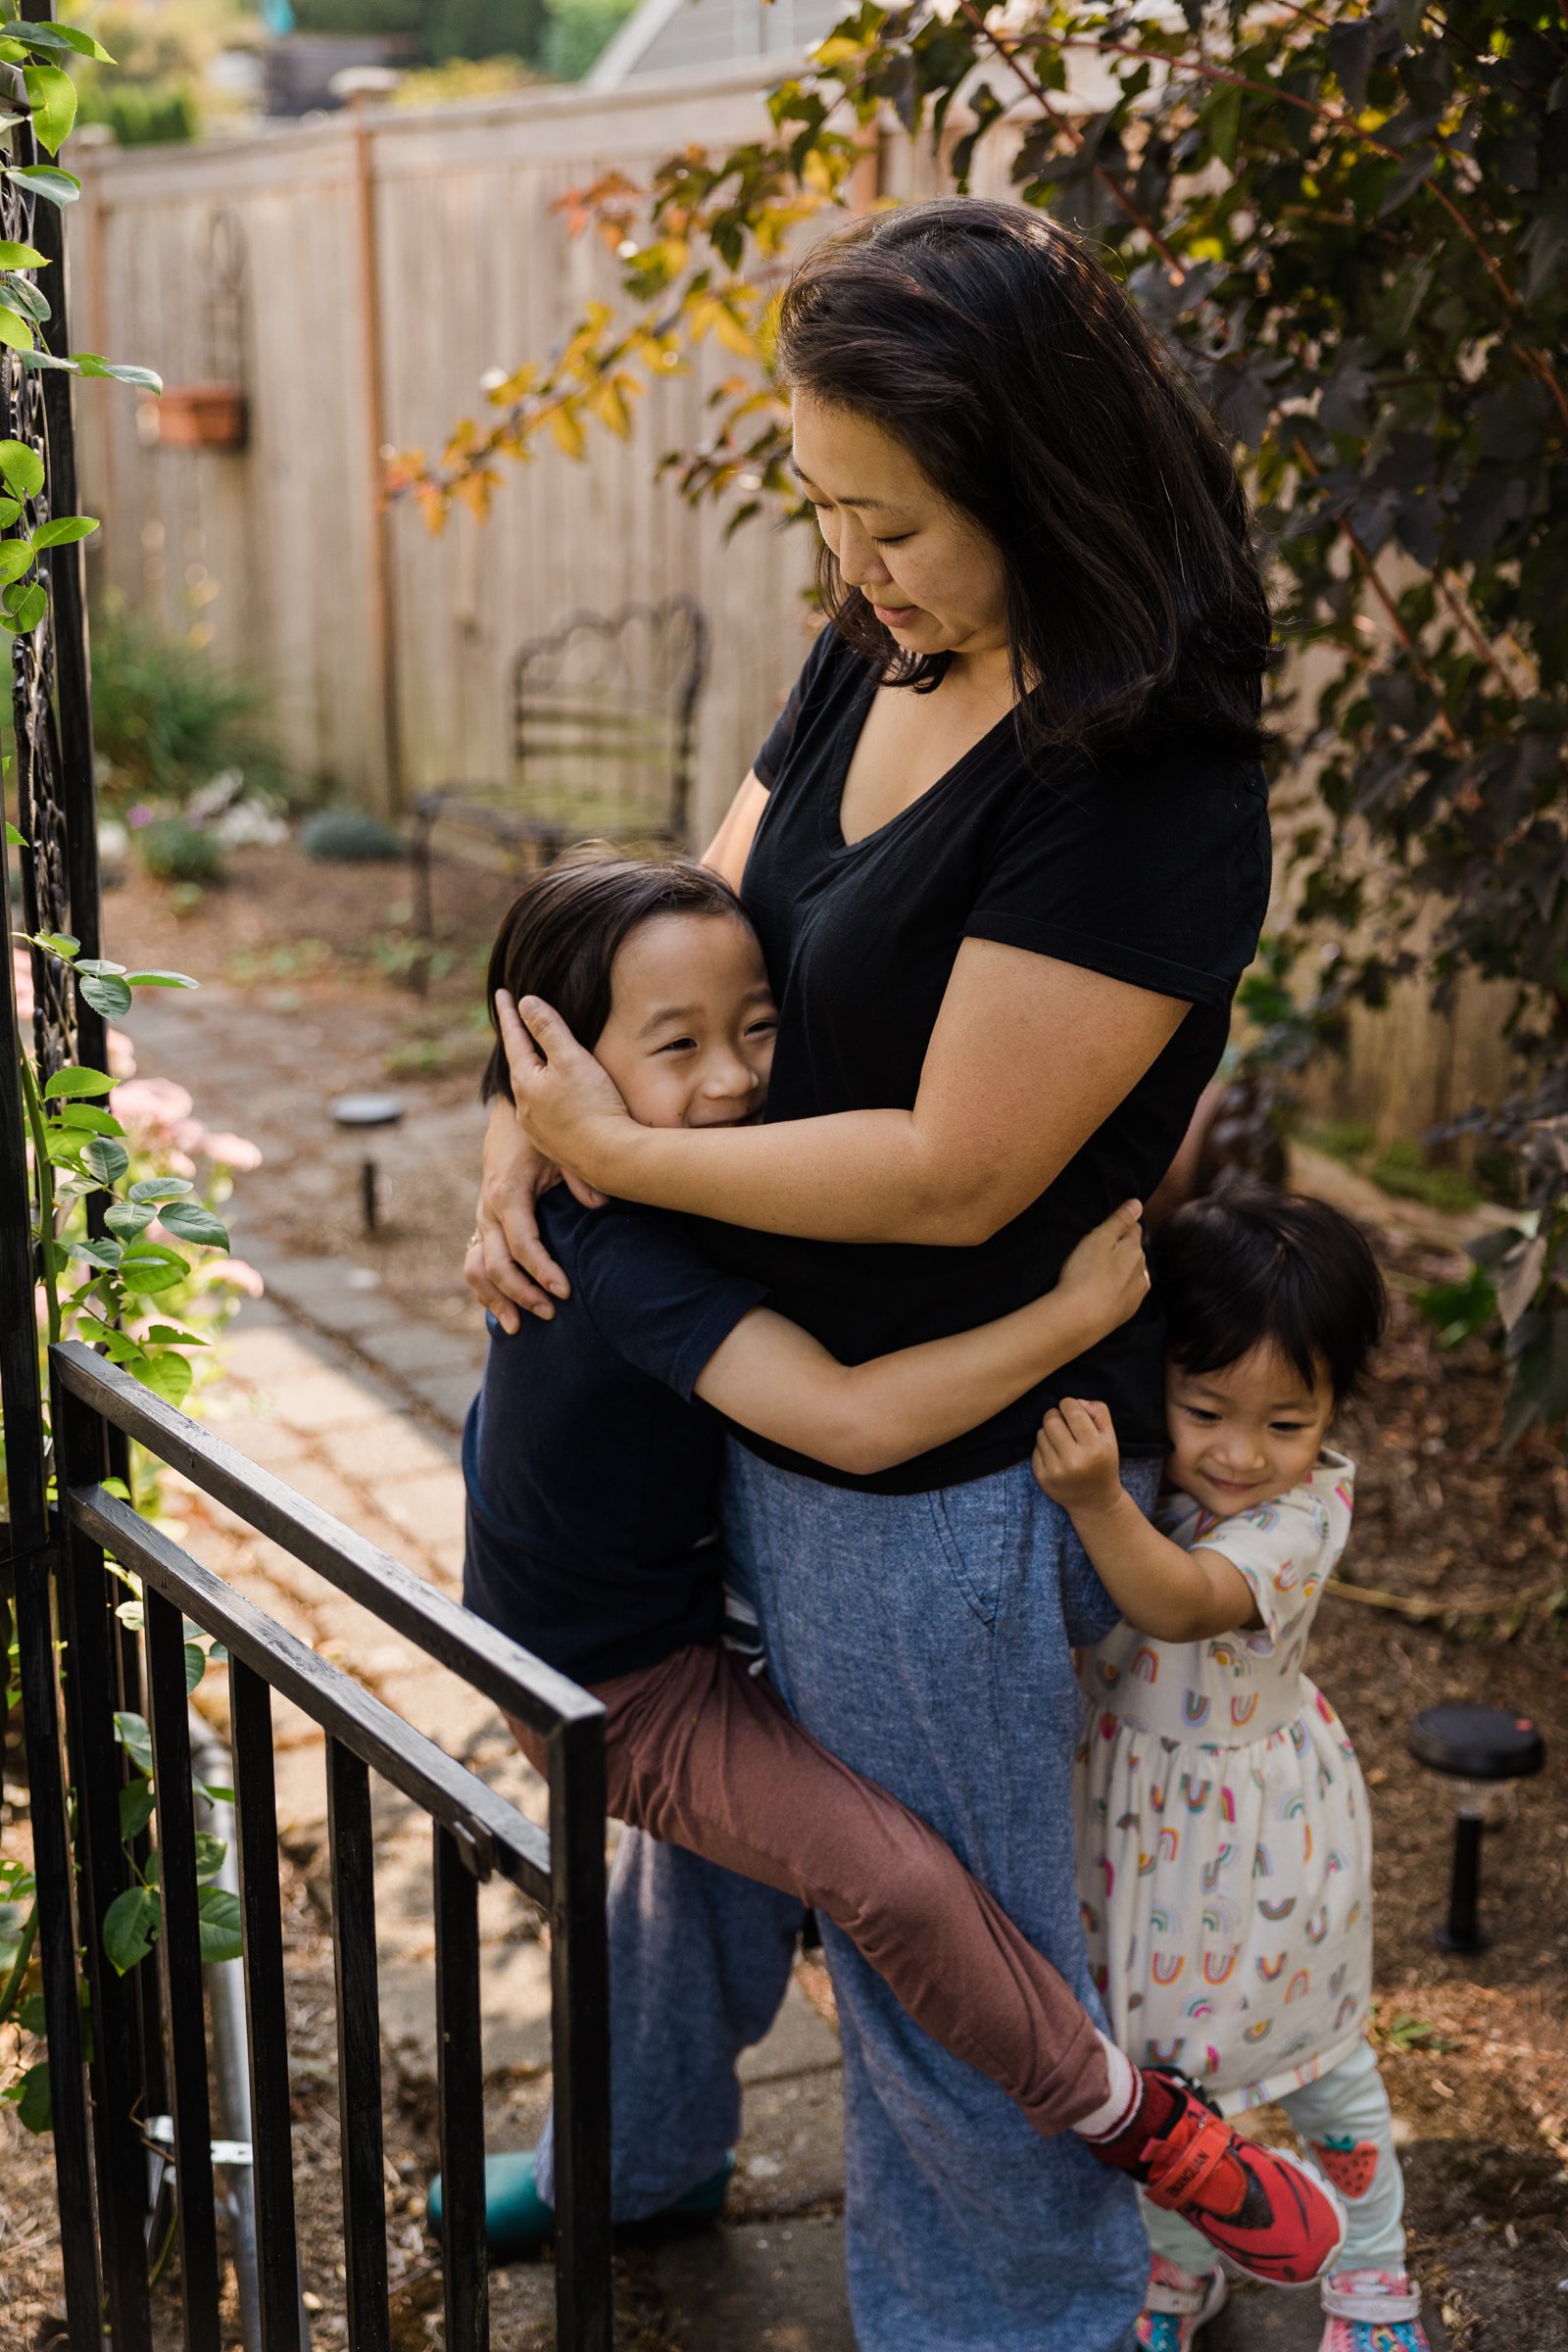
[[710, 622, 1270, 1492], [462, 1189, 765, 1685]]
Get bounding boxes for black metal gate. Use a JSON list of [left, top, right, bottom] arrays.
[[0, 14, 612, 2334]]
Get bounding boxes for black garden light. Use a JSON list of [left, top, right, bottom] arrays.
[[329, 1092, 405, 1233], [1406, 1702, 1544, 1955]]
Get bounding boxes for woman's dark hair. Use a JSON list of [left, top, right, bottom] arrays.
[[480, 845, 751, 1103], [1151, 1190, 1388, 1403], [774, 199, 1270, 758]]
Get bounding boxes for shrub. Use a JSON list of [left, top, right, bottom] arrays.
[[90, 597, 292, 808], [300, 808, 405, 862], [542, 0, 635, 81], [138, 818, 225, 885]]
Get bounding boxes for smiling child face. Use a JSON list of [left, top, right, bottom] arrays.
[[592, 910, 778, 1132], [1163, 1343, 1336, 1519]]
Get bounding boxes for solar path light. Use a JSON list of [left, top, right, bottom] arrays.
[[329, 1092, 405, 1234], [1406, 1700, 1544, 1955]]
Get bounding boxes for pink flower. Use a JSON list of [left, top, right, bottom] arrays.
[[111, 1075, 195, 1139], [202, 1257, 266, 1298], [201, 1131, 263, 1172]]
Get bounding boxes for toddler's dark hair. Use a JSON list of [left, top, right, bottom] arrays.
[[481, 845, 751, 1104], [1151, 1189, 1387, 1403]]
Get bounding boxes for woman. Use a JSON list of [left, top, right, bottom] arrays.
[[468, 199, 1272, 2352]]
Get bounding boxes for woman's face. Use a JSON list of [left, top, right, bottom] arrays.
[[792, 392, 1007, 662], [593, 912, 778, 1132]]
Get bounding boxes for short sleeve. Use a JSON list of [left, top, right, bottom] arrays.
[[963, 753, 1269, 1009], [1189, 1486, 1343, 1653], [754, 623, 842, 791], [566, 1206, 767, 1399]]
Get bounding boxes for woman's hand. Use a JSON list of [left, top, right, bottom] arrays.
[[496, 991, 636, 1188], [1054, 1200, 1149, 1345], [465, 1101, 570, 1333], [1032, 1397, 1127, 1520]]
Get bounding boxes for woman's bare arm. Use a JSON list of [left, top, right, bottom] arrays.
[[501, 936, 1189, 1247], [705, 770, 768, 890], [465, 773, 768, 1327]]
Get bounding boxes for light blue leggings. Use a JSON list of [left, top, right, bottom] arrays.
[[1145, 2034, 1406, 2276]]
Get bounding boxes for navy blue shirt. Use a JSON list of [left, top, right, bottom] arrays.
[[463, 1190, 766, 1685]]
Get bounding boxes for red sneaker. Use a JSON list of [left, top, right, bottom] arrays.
[[1137, 2073, 1347, 2285]]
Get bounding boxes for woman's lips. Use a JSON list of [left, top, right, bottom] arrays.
[[872, 601, 917, 626]]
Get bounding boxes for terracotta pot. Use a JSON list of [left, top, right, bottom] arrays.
[[148, 383, 248, 453]]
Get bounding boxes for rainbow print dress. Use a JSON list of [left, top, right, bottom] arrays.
[[1073, 1448, 1372, 2113]]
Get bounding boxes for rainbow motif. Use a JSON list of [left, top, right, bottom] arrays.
[[1150, 1905, 1173, 1936], [1152, 1951, 1184, 1985], [1219, 1787, 1237, 1825], [1256, 1953, 1287, 1982], [1100, 1857, 1115, 1900], [1278, 1790, 1306, 1823], [1138, 1850, 1158, 1878], [1182, 1690, 1211, 1728], [1243, 2017, 1274, 2043], [1347, 1900, 1362, 1931], [1115, 1811, 1141, 1834], [1131, 1647, 1159, 1684], [1289, 1721, 1309, 1754], [1209, 1642, 1242, 1675], [1231, 1691, 1259, 1727], [1326, 1847, 1351, 1876], [1158, 1826, 1179, 1864], [1335, 1993, 1360, 2030], [1202, 1949, 1238, 1986], [1204, 2045, 1221, 2077], [1098, 1659, 1120, 1688], [1200, 1843, 1237, 1892], [1185, 1996, 1214, 2021], [1257, 1895, 1298, 1922], [1251, 1844, 1272, 1879], [1285, 1970, 1311, 2004], [1079, 1900, 1101, 1938], [1276, 1558, 1299, 1592], [1150, 1784, 1166, 1813], [1302, 1823, 1313, 1864], [1305, 1906, 1330, 1946], [1181, 1773, 1212, 1813], [1145, 2037, 1185, 2066]]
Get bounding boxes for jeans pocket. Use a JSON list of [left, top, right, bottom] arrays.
[[926, 1474, 1014, 1628]]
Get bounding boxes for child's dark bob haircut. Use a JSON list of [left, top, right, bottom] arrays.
[[481, 845, 750, 1105], [1151, 1188, 1387, 1403]]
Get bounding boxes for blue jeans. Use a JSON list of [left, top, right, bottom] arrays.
[[539, 1446, 1152, 2351]]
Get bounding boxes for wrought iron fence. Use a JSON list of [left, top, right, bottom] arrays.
[[43, 1338, 612, 2350]]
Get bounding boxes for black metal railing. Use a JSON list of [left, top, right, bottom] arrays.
[[41, 1338, 612, 2351]]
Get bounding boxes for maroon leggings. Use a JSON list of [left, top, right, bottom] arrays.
[[509, 1640, 1109, 2135]]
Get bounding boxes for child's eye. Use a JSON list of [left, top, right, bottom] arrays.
[[1185, 1406, 1220, 1424], [746, 1017, 778, 1039], [1270, 1420, 1307, 1434], [658, 1036, 697, 1054]]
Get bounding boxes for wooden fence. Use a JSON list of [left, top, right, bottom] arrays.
[[66, 75, 1508, 1144], [68, 63, 836, 848]]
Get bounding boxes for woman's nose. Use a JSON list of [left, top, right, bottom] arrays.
[[836, 516, 888, 590]]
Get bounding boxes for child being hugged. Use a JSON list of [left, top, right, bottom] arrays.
[[1036, 1191, 1427, 2352], [441, 848, 1349, 2290]]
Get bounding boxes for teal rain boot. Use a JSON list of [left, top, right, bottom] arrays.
[[428, 2147, 736, 2264]]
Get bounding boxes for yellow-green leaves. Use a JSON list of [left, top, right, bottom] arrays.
[[22, 62, 75, 157], [0, 440, 44, 500], [0, 241, 46, 270]]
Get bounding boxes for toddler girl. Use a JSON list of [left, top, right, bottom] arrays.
[[435, 850, 1347, 2287], [1036, 1189, 1426, 2351]]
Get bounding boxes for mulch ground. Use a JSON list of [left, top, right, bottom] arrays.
[[2, 843, 1565, 2348]]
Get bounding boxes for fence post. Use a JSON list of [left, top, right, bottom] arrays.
[[548, 1709, 612, 2352], [50, 1368, 156, 2352], [0, 864, 101, 2351]]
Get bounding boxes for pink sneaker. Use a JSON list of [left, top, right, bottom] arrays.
[[1135, 2256, 1227, 2350], [1319, 2267, 1431, 2350]]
